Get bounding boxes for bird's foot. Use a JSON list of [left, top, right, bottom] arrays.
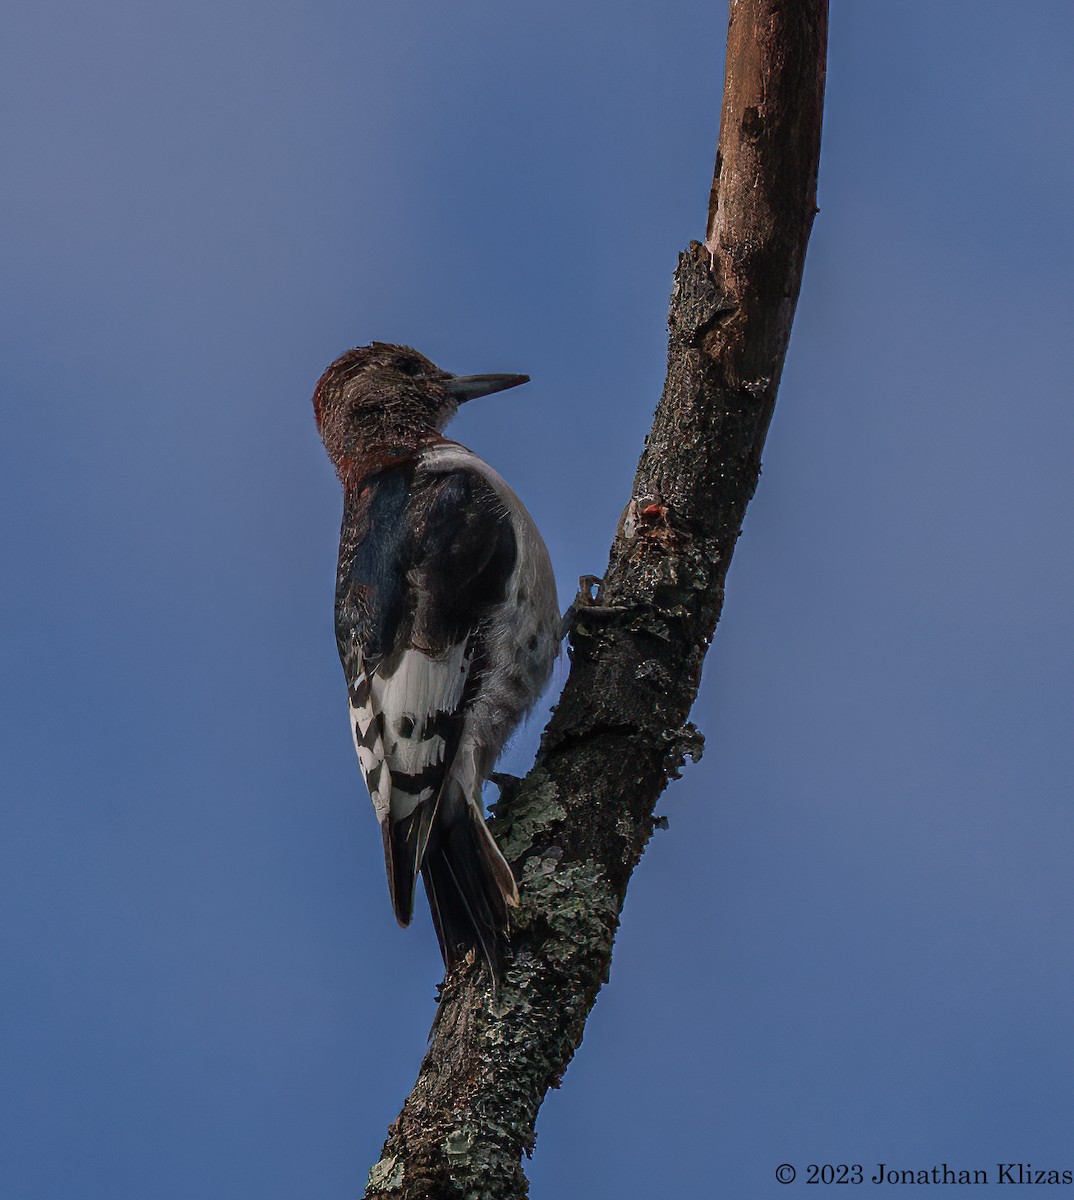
[[561, 574, 629, 639]]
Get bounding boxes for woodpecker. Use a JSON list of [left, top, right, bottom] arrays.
[[313, 342, 559, 974]]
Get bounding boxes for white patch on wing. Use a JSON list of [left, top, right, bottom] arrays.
[[368, 643, 471, 821], [349, 694, 391, 824], [386, 732, 443, 776], [374, 643, 469, 734]]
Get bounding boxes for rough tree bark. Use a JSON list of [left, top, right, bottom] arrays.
[[366, 3, 828, 1196]]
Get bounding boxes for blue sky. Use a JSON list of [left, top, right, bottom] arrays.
[[3, 3, 1073, 1196]]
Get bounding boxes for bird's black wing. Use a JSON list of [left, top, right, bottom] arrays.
[[334, 460, 517, 931]]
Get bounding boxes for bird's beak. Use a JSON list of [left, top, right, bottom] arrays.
[[438, 373, 530, 403]]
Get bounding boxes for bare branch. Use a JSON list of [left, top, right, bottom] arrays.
[[366, 3, 827, 1196]]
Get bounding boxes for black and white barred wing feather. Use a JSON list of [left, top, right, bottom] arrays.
[[335, 458, 523, 965]]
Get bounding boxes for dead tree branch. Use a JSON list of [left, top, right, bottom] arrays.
[[366, 3, 827, 1196]]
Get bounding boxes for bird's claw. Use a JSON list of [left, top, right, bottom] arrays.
[[560, 575, 630, 639]]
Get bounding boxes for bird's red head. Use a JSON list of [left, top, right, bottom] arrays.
[[313, 342, 529, 479]]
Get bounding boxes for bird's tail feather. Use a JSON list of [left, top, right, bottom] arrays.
[[421, 791, 518, 976], [382, 798, 439, 928]]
